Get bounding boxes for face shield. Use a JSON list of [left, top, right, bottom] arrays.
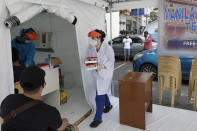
[[88, 30, 102, 47], [24, 32, 37, 40], [20, 28, 37, 41]]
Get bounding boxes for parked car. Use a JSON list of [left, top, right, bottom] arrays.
[[109, 35, 157, 59], [133, 49, 193, 80]]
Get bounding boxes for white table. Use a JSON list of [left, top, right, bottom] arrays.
[[40, 65, 60, 107]]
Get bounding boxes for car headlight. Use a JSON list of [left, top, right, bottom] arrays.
[[133, 54, 144, 61]]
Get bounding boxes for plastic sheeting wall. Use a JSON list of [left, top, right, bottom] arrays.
[[11, 13, 83, 89], [1, 0, 106, 109]]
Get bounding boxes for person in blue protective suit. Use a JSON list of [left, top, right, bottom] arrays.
[[12, 28, 37, 67]]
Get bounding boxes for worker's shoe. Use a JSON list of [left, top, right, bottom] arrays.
[[103, 105, 113, 113], [90, 120, 102, 128]]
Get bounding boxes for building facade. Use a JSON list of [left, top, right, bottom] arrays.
[[119, 8, 151, 34]]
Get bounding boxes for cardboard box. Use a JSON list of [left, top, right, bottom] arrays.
[[51, 57, 63, 84], [51, 57, 62, 66]]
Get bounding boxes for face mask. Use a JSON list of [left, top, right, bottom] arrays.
[[91, 40, 98, 47], [89, 39, 98, 47]]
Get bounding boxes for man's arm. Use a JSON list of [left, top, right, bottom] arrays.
[[130, 39, 133, 45], [144, 36, 152, 43], [57, 118, 69, 131], [144, 39, 151, 43], [47, 107, 67, 130], [0, 117, 3, 124], [57, 118, 79, 131]]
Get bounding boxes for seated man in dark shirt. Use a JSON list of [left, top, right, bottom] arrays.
[[12, 47, 25, 83], [0, 66, 78, 131]]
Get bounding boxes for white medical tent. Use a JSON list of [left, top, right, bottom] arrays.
[[0, 0, 158, 109], [0, 0, 158, 123], [0, 0, 108, 109], [3, 0, 197, 131]]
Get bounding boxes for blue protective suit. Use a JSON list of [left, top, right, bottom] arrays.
[[12, 38, 36, 66]]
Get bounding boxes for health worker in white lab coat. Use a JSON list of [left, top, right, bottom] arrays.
[[87, 29, 115, 128]]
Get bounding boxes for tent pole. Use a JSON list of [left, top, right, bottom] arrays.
[[110, 10, 112, 46], [109, 0, 115, 96], [109, 0, 113, 46]]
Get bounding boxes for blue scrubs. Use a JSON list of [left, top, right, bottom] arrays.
[[94, 94, 111, 121], [12, 38, 36, 66]]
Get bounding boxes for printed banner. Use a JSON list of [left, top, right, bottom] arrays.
[[159, 0, 197, 56]]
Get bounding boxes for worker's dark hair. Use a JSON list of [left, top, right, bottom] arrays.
[[12, 47, 19, 62], [20, 66, 46, 94], [144, 31, 149, 34], [95, 29, 106, 42]]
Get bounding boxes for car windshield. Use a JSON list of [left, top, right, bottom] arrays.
[[131, 37, 143, 43], [113, 37, 123, 43]]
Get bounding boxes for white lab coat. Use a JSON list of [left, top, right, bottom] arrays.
[[88, 42, 115, 95]]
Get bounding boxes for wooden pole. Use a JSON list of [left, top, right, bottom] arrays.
[[73, 109, 92, 126]]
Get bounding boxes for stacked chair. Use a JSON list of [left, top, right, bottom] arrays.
[[158, 56, 182, 107], [188, 57, 197, 111]]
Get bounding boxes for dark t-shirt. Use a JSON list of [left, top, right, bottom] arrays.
[[0, 94, 62, 131], [13, 65, 25, 82]]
